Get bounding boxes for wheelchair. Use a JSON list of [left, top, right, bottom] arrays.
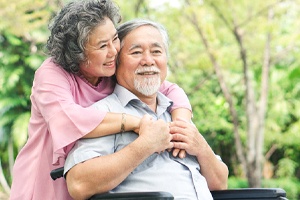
[[51, 167, 287, 199]]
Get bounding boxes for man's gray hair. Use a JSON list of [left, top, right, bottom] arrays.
[[117, 19, 169, 56]]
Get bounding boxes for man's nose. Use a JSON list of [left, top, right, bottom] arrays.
[[141, 52, 155, 66]]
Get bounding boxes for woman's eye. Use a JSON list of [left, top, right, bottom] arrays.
[[100, 44, 107, 49]]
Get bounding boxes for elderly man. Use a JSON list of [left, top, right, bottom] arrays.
[[64, 19, 228, 200]]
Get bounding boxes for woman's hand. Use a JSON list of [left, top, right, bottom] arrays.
[[124, 114, 141, 134]]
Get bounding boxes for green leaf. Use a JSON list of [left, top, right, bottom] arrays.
[[12, 112, 30, 149]]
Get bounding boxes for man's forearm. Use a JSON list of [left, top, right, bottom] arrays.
[[66, 137, 154, 200], [197, 144, 229, 190]]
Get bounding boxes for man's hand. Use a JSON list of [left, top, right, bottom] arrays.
[[138, 115, 174, 153], [170, 118, 205, 157], [169, 118, 190, 158]]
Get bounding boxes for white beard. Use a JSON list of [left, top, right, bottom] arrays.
[[134, 76, 161, 96]]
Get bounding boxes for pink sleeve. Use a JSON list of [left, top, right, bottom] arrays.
[[32, 62, 110, 163], [159, 80, 192, 112]]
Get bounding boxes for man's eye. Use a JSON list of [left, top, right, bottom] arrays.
[[132, 51, 141, 54], [153, 50, 162, 54], [113, 36, 119, 41]]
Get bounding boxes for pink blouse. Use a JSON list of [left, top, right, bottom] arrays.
[[10, 58, 191, 200]]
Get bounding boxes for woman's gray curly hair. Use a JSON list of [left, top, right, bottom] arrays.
[[46, 0, 121, 74]]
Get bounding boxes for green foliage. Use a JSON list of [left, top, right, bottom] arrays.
[[228, 177, 249, 188], [263, 178, 300, 200], [0, 0, 54, 39], [12, 112, 31, 150], [276, 158, 298, 178], [0, 0, 299, 193], [0, 30, 46, 186]]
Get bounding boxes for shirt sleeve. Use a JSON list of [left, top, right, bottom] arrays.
[[32, 62, 108, 164], [64, 136, 115, 174], [159, 80, 192, 112], [64, 96, 115, 174]]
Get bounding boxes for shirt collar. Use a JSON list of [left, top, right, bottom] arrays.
[[113, 84, 173, 111]]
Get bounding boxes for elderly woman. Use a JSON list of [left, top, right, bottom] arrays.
[[10, 0, 191, 199]]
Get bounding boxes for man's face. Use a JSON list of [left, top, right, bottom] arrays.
[[116, 25, 168, 98]]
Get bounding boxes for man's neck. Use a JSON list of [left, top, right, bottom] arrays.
[[138, 94, 157, 113]]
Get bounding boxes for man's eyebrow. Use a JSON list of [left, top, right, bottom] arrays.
[[128, 44, 142, 51], [152, 42, 163, 48], [128, 42, 163, 51]]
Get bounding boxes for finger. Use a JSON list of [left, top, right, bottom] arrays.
[[170, 120, 188, 129], [169, 126, 186, 135], [172, 133, 188, 142], [172, 148, 180, 157], [172, 141, 186, 150], [179, 149, 186, 159], [168, 142, 174, 150]]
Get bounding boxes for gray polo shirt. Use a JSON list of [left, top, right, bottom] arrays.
[[65, 84, 213, 200]]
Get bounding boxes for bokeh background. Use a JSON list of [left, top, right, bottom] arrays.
[[0, 0, 299, 199]]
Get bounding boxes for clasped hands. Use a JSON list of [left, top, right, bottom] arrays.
[[138, 115, 204, 159]]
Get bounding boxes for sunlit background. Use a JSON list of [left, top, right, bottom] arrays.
[[0, 0, 300, 199]]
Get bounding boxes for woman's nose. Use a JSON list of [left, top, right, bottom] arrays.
[[108, 42, 119, 57]]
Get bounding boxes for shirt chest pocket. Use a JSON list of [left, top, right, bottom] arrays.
[[114, 132, 158, 173], [114, 132, 138, 152]]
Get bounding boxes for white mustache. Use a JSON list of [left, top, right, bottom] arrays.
[[135, 67, 160, 75]]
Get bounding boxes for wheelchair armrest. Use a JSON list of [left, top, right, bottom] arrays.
[[211, 188, 287, 200], [50, 167, 174, 199], [50, 167, 64, 180], [50, 168, 286, 200], [89, 191, 174, 200]]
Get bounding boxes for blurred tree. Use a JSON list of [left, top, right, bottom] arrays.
[[179, 0, 300, 187], [0, 0, 64, 40], [114, 0, 300, 188]]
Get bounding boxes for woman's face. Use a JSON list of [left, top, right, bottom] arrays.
[[80, 17, 120, 85]]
